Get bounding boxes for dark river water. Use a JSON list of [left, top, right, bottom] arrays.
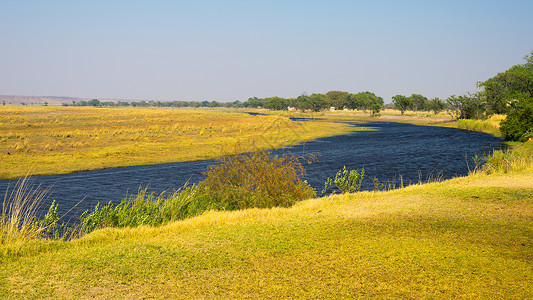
[[0, 122, 504, 219]]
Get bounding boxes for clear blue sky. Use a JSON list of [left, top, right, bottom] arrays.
[[1, 0, 532, 103]]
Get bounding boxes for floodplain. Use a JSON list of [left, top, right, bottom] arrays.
[[0, 106, 353, 179]]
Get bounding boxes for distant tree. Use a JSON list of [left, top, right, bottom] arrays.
[[353, 91, 383, 112], [427, 97, 446, 115], [409, 94, 428, 111], [446, 93, 485, 119], [44, 102, 48, 106], [311, 93, 329, 111], [224, 100, 243, 108], [243, 97, 263, 108], [345, 93, 359, 109], [392, 95, 412, 115], [209, 101, 222, 107], [263, 96, 290, 110], [326, 91, 349, 110], [371, 103, 382, 116], [296, 93, 326, 112], [88, 99, 101, 106]]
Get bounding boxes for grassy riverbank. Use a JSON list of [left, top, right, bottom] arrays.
[[1, 142, 531, 298], [1, 140, 532, 297], [0, 106, 353, 179]]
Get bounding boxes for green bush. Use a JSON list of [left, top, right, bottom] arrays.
[[500, 98, 533, 141], [195, 151, 316, 210], [322, 166, 365, 194]]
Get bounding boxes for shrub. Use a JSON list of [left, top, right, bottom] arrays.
[[322, 166, 365, 194], [195, 151, 316, 210], [500, 98, 533, 141]]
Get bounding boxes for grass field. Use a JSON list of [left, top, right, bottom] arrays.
[[0, 106, 353, 179], [1, 106, 532, 298]]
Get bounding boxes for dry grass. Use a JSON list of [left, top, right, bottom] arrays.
[[0, 106, 353, 179], [1, 178, 50, 247]]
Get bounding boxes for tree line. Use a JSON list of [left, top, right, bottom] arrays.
[[67, 99, 244, 108], [243, 91, 384, 114], [66, 90, 386, 115]]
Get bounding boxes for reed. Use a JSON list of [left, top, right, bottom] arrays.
[[1, 178, 49, 245]]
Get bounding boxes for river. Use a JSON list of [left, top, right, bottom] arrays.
[[0, 122, 504, 219]]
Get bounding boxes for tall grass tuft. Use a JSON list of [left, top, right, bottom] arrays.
[[1, 177, 50, 245], [483, 148, 533, 174]]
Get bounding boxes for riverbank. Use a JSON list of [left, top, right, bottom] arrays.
[[1, 139, 531, 298]]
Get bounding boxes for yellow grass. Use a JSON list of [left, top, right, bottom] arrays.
[[0, 106, 353, 179]]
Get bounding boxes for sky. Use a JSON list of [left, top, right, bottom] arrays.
[[1, 0, 532, 103]]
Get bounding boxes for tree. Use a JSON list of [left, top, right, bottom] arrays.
[[326, 91, 349, 110], [500, 98, 533, 141], [243, 97, 263, 108], [371, 103, 382, 116], [427, 97, 446, 115], [478, 50, 533, 114], [409, 94, 428, 111], [44, 102, 48, 106], [209, 101, 222, 107], [307, 93, 328, 112], [263, 96, 290, 110], [88, 99, 101, 106], [446, 93, 485, 119], [392, 95, 412, 115], [353, 91, 383, 113]]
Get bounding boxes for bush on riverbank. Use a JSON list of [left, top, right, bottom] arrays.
[[1, 151, 317, 240], [194, 151, 316, 211]]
